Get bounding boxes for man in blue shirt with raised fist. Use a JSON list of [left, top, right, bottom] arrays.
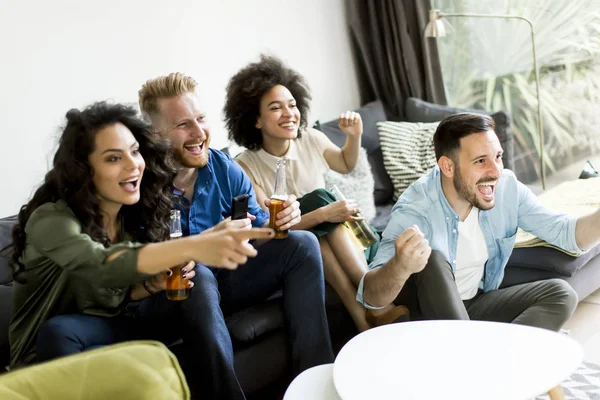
[[358, 113, 590, 333]]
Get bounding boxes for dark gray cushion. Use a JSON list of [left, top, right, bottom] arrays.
[[0, 216, 16, 285], [225, 299, 284, 345], [0, 217, 16, 370], [0, 285, 11, 370], [219, 147, 230, 156], [371, 203, 394, 231], [315, 100, 394, 205], [508, 244, 600, 277], [404, 97, 515, 172]]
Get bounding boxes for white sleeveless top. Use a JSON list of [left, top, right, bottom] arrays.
[[236, 128, 332, 198]]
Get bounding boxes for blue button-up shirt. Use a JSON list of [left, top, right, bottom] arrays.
[[357, 166, 582, 307], [174, 148, 269, 237]]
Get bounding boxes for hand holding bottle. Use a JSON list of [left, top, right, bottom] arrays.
[[264, 195, 301, 231], [268, 158, 298, 239], [329, 185, 378, 249], [322, 199, 364, 223], [146, 260, 197, 292]]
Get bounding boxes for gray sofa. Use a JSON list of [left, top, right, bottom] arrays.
[[2, 97, 599, 400], [316, 97, 600, 301]]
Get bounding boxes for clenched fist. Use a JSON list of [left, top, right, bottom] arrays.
[[338, 111, 363, 137], [392, 225, 431, 275]]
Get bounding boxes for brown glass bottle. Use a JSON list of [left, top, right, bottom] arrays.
[[166, 210, 190, 300], [268, 158, 289, 239]]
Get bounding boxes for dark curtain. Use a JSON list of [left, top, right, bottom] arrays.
[[347, 0, 447, 119]]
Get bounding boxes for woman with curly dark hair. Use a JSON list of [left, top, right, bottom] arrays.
[[7, 102, 272, 369], [224, 55, 407, 332]]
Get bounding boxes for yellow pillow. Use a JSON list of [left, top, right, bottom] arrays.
[[0, 341, 189, 400]]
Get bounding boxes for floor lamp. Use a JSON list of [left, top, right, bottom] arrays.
[[425, 9, 546, 189]]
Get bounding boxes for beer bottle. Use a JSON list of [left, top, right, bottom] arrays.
[[269, 158, 289, 239], [166, 209, 190, 300], [330, 185, 378, 249]]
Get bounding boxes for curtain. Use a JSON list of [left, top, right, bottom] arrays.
[[347, 0, 447, 119]]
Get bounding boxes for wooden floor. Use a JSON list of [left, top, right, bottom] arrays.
[[563, 289, 600, 364]]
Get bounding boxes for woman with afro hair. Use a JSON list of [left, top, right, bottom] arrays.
[[224, 55, 407, 332]]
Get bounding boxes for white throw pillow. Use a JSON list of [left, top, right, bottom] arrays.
[[377, 121, 439, 200], [324, 147, 376, 221]]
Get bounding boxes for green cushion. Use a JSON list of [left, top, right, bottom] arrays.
[[0, 341, 189, 400]]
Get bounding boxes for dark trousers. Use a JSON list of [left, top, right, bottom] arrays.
[[36, 231, 334, 400], [395, 251, 578, 332]]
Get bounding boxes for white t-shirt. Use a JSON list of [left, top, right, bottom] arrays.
[[455, 207, 489, 300], [235, 128, 332, 198]]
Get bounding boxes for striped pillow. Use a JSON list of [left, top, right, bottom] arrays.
[[377, 121, 439, 200]]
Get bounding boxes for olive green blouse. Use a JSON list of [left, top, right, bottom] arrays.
[[9, 200, 145, 367]]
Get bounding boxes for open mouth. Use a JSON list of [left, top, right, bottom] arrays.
[[477, 181, 496, 200], [279, 121, 296, 130], [119, 177, 140, 193], [184, 141, 205, 156]]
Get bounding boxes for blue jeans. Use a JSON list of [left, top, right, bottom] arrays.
[[36, 231, 333, 400]]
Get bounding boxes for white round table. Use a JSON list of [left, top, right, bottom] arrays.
[[333, 320, 582, 400], [283, 363, 341, 400]]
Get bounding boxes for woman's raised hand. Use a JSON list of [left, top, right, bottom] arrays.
[[338, 111, 363, 137]]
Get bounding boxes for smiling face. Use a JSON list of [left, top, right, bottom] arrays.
[[256, 84, 301, 142], [451, 130, 504, 210], [154, 92, 211, 168], [88, 122, 145, 212]]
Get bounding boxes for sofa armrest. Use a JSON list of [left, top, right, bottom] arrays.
[[0, 341, 189, 399], [508, 245, 600, 278], [0, 216, 17, 285]]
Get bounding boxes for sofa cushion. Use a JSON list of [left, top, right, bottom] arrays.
[[0, 285, 11, 371], [315, 100, 394, 205], [404, 97, 515, 172], [377, 121, 439, 201], [0, 216, 16, 285], [225, 299, 284, 345], [371, 203, 394, 232], [508, 244, 600, 277]]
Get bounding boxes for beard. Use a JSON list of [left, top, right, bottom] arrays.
[[173, 148, 209, 168], [453, 164, 495, 211], [172, 137, 211, 168]]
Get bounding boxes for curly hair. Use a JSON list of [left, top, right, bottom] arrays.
[[224, 54, 312, 151], [5, 102, 176, 282]]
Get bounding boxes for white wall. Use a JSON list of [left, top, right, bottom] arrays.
[[0, 0, 361, 216]]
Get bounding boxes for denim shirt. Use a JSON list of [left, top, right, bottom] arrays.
[[357, 166, 581, 308], [173, 148, 269, 237]]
